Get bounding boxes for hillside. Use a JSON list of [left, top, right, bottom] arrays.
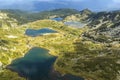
[[0, 9, 120, 80], [0, 17, 83, 80], [81, 11, 120, 43], [64, 9, 120, 43], [64, 9, 93, 22], [1, 9, 79, 25], [0, 12, 17, 28]]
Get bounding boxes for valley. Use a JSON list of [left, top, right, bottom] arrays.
[[0, 9, 120, 80]]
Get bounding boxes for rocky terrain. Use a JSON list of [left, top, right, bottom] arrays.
[[64, 9, 120, 43], [82, 10, 120, 43]]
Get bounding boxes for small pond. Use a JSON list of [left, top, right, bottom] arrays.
[[64, 21, 85, 28], [25, 28, 57, 37], [7, 47, 56, 80], [51, 17, 63, 21]]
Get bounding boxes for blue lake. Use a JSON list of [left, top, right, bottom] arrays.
[[51, 17, 63, 21], [7, 47, 56, 80], [64, 21, 85, 28], [7, 47, 84, 80], [25, 28, 57, 37]]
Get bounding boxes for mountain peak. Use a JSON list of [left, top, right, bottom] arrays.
[[80, 8, 92, 15]]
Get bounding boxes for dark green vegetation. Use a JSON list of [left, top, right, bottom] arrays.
[[0, 8, 120, 80], [55, 40, 120, 80], [1, 8, 79, 25]]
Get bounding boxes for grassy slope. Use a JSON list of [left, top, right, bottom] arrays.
[[0, 19, 119, 80], [55, 39, 120, 80], [0, 20, 83, 80], [0, 28, 27, 80], [24, 20, 84, 55]]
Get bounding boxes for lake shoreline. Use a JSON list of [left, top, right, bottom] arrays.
[[6, 47, 84, 80]]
